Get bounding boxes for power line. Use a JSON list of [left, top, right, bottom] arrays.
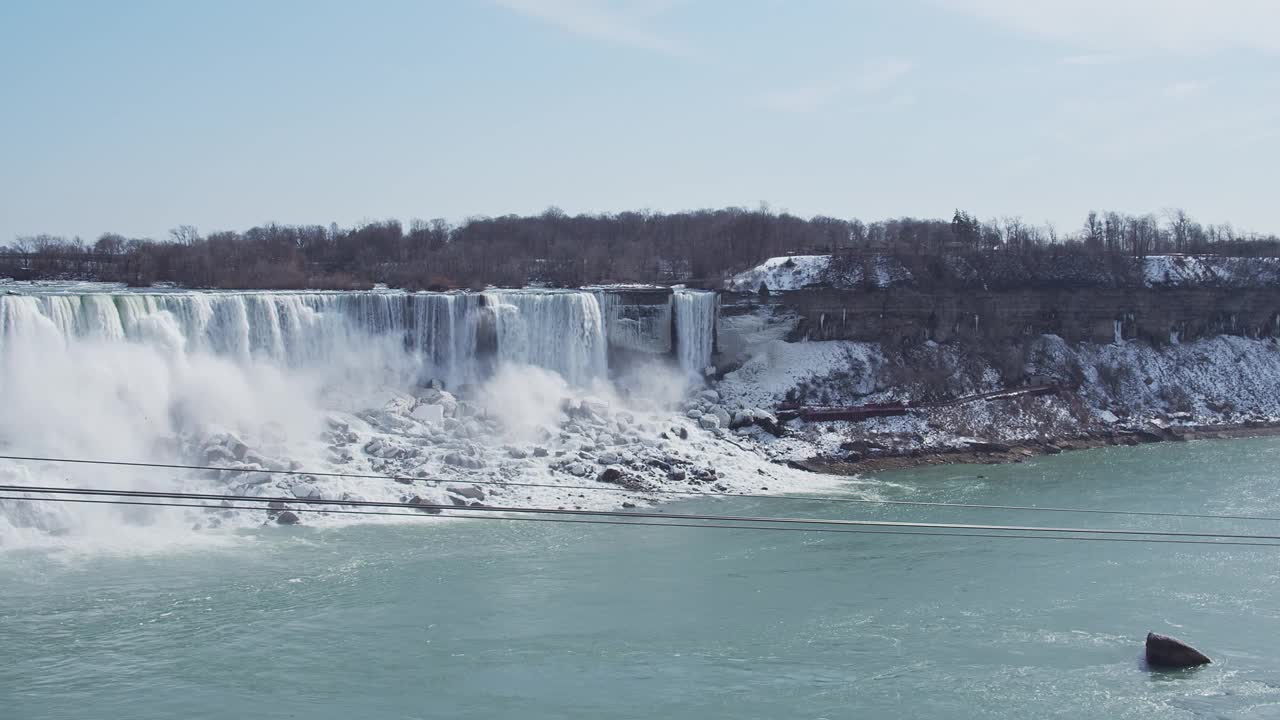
[[5, 483, 1280, 542], [2, 494, 1278, 548], [2, 453, 1278, 523]]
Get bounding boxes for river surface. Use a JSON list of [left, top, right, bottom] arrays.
[[4, 438, 1280, 719]]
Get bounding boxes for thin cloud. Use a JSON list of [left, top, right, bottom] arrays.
[[1163, 80, 1209, 99], [939, 0, 1280, 53], [1059, 53, 1128, 66], [493, 0, 689, 57], [761, 58, 914, 113]]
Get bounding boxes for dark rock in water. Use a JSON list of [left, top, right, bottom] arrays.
[[621, 502, 637, 509], [668, 469, 687, 482], [532, 447, 549, 458], [1042, 443, 1063, 455], [447, 495, 469, 506], [1145, 632, 1211, 668], [1134, 429, 1165, 443], [842, 451, 863, 463], [267, 500, 288, 511], [598, 467, 625, 484], [275, 511, 301, 526], [671, 426, 689, 440]]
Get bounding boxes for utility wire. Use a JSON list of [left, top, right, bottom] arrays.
[[5, 484, 1280, 542], [2, 453, 1278, 523], [2, 494, 1278, 548]]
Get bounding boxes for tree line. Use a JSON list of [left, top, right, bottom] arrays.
[[3, 207, 1278, 289]]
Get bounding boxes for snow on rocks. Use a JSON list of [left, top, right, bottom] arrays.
[[726, 254, 914, 292], [727, 255, 832, 292]]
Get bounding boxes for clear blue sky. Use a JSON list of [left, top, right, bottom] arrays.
[[2, 0, 1278, 242]]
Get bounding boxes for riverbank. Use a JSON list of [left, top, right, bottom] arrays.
[[792, 420, 1280, 475]]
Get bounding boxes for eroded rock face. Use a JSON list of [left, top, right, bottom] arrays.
[[1145, 632, 1211, 668]]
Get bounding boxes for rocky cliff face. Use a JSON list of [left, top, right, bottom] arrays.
[[726, 288, 1280, 346]]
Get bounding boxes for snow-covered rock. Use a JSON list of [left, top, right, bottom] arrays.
[[411, 403, 444, 425]]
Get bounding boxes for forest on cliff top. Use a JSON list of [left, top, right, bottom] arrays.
[[4, 207, 1279, 290]]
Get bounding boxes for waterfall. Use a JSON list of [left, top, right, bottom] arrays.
[[595, 290, 673, 355], [673, 289, 718, 377], [1, 287, 717, 387], [482, 290, 608, 385]]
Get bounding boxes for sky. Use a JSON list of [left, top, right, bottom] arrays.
[[2, 0, 1279, 242]]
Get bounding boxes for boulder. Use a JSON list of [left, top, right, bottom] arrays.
[[697, 389, 720, 404], [713, 407, 732, 429], [447, 485, 486, 501], [699, 414, 721, 430], [566, 462, 590, 477], [597, 467, 625, 484], [506, 446, 529, 459], [289, 482, 321, 500], [672, 426, 689, 440], [532, 447, 549, 458], [363, 438, 402, 459], [411, 403, 445, 425], [686, 408, 704, 419], [443, 452, 484, 470], [406, 496, 443, 514], [730, 411, 754, 430], [275, 511, 301, 526], [1145, 632, 1211, 668], [203, 446, 237, 466]]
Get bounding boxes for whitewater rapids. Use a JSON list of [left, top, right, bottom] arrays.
[[0, 284, 849, 551]]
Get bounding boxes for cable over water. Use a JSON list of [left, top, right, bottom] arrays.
[[5, 483, 1280, 542], [4, 453, 1280, 522], [1, 494, 1278, 547]]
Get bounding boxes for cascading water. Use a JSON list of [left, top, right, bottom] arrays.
[[0, 285, 721, 547], [673, 289, 718, 377], [595, 290, 673, 356], [482, 290, 608, 386]]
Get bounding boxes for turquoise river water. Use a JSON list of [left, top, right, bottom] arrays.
[[3, 438, 1280, 719]]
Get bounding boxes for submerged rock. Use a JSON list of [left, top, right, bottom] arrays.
[[1145, 632, 1211, 668]]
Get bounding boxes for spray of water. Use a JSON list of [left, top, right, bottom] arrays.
[[0, 286, 723, 550]]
